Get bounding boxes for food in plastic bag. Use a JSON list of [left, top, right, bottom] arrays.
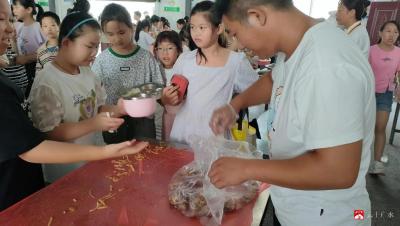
[[168, 136, 261, 225]]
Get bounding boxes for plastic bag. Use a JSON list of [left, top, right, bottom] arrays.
[[168, 136, 261, 225]]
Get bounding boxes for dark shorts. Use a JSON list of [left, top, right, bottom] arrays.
[[376, 91, 393, 112]]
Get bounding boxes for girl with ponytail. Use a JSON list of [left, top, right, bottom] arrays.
[[12, 0, 46, 95]]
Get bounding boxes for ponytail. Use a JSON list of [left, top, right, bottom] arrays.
[[135, 20, 142, 42], [135, 19, 150, 42], [11, 0, 43, 21], [35, 3, 44, 22]]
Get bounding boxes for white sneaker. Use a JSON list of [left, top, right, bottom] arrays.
[[369, 161, 385, 175], [381, 155, 388, 163]]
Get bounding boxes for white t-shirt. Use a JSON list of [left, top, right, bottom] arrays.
[[348, 22, 370, 59], [137, 31, 155, 52], [170, 50, 258, 144], [267, 22, 374, 226], [164, 68, 174, 83], [29, 63, 107, 182]]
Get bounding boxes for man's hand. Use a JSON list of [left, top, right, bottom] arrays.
[[209, 104, 238, 135], [208, 157, 250, 188]]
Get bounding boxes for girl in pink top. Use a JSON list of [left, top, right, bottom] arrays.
[[368, 20, 400, 175]]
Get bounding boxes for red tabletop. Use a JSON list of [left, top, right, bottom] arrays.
[[0, 145, 260, 226]]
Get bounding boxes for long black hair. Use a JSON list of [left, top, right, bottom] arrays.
[[58, 12, 100, 47], [179, 23, 196, 51], [135, 19, 151, 42], [341, 0, 370, 20], [378, 20, 400, 44], [99, 3, 133, 31], [12, 0, 44, 22], [190, 0, 227, 64]]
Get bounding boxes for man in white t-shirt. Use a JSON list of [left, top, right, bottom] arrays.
[[208, 1, 374, 225]]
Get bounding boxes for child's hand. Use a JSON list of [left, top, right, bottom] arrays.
[[117, 98, 127, 116], [161, 85, 180, 106], [103, 139, 149, 158], [91, 112, 124, 132], [0, 58, 8, 68]]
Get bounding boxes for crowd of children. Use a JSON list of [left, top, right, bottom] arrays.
[[1, 0, 399, 225], [0, 0, 149, 211], [0, 0, 264, 211]]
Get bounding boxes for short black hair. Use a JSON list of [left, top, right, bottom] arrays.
[[341, 0, 370, 20], [40, 11, 60, 26], [184, 16, 189, 23], [58, 12, 100, 47], [214, 0, 293, 22], [134, 11, 141, 17], [150, 15, 160, 24], [99, 3, 133, 30], [154, 30, 183, 55], [177, 18, 185, 25]]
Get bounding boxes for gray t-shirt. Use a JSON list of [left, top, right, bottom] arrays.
[[92, 46, 164, 105]]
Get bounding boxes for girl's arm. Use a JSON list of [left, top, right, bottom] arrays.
[[19, 140, 148, 164], [47, 113, 124, 142], [30, 84, 124, 142]]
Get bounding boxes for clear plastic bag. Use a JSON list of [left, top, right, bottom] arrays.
[[168, 136, 261, 225]]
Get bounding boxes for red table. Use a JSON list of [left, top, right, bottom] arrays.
[[0, 145, 262, 226]]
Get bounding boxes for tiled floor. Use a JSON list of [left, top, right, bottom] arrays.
[[367, 102, 400, 226]]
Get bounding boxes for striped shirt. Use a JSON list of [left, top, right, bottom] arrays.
[[36, 42, 58, 72], [1, 65, 29, 95]]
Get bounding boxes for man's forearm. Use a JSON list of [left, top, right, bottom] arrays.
[[244, 141, 362, 190]]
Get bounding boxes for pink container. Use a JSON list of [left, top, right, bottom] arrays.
[[257, 59, 270, 66], [123, 97, 156, 118]]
